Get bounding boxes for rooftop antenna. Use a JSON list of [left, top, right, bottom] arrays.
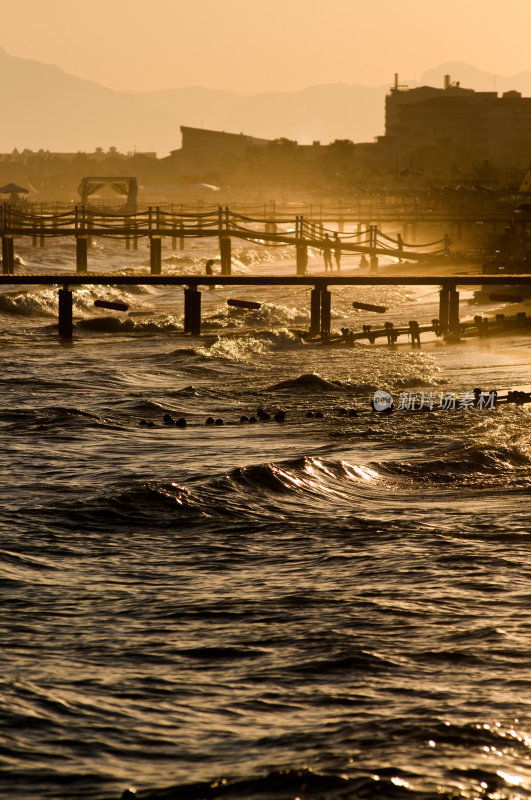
[[393, 73, 408, 91]]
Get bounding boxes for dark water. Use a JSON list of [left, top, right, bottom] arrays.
[[1, 237, 530, 799]]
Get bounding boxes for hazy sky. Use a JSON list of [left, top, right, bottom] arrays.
[[0, 0, 529, 93]]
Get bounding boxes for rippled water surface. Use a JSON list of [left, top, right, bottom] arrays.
[[1, 237, 530, 800]]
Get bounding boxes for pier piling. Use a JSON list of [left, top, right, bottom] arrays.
[[449, 288, 460, 333], [184, 287, 201, 335], [76, 237, 88, 273], [439, 286, 450, 334], [296, 244, 308, 275], [58, 288, 73, 340], [320, 288, 331, 339], [150, 237, 162, 275], [2, 236, 14, 275], [220, 237, 232, 275], [310, 287, 321, 336]]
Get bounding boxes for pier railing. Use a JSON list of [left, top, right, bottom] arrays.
[[0, 204, 449, 276]]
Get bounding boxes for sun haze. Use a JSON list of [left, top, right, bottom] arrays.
[[0, 0, 530, 92]]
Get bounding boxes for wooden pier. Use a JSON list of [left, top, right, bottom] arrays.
[[0, 205, 449, 277], [0, 274, 529, 342]]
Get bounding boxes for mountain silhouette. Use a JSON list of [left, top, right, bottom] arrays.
[[1, 46, 531, 155]]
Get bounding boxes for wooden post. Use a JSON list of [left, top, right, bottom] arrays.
[[449, 287, 460, 332], [369, 225, 378, 272], [296, 244, 308, 276], [184, 287, 201, 335], [320, 288, 331, 339], [39, 227, 45, 248], [2, 237, 14, 275], [219, 236, 231, 275], [439, 286, 450, 334], [76, 237, 88, 273], [32, 227, 38, 247], [150, 237, 162, 275], [58, 288, 73, 340], [310, 288, 321, 336]]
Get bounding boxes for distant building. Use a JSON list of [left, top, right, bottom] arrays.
[[174, 126, 270, 166], [383, 74, 531, 169]]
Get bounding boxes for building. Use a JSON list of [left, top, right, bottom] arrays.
[[383, 74, 531, 173]]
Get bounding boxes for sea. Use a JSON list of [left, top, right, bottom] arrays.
[[1, 229, 530, 800]]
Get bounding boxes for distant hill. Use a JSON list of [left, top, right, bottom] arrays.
[[137, 83, 387, 149], [420, 62, 531, 95], [1, 46, 531, 156], [0, 46, 177, 155]]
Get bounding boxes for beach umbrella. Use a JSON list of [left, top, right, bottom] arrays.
[[0, 183, 29, 204], [0, 183, 29, 194]]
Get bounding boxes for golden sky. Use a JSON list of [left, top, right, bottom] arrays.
[[0, 0, 529, 93]]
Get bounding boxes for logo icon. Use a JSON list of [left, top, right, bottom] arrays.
[[372, 390, 394, 412]]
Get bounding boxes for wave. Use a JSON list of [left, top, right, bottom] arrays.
[[0, 405, 118, 433], [378, 442, 531, 484], [200, 301, 310, 330], [17, 434, 531, 535], [0, 285, 152, 319]]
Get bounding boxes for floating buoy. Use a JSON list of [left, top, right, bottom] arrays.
[[94, 299, 129, 312], [227, 299, 261, 310], [352, 301, 388, 313]]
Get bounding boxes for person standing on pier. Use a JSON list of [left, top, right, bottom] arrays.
[[396, 232, 404, 263], [333, 232, 342, 271], [322, 233, 333, 272]]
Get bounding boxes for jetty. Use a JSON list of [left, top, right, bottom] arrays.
[[0, 204, 449, 276], [0, 274, 529, 342]]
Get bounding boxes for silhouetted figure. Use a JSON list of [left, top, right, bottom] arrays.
[[333, 232, 342, 271], [205, 258, 215, 290], [321, 234, 333, 271], [359, 254, 369, 269], [396, 232, 404, 262]]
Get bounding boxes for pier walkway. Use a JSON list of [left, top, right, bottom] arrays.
[[0, 205, 448, 276], [0, 274, 529, 342]]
